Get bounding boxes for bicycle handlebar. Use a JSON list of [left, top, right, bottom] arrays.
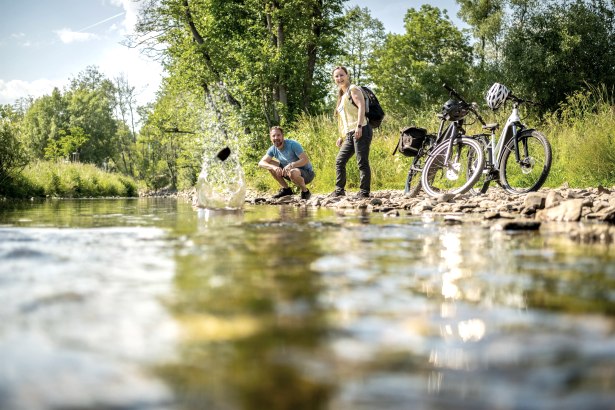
[[509, 93, 539, 106], [442, 83, 486, 126]]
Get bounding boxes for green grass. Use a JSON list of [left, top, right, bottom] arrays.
[[1, 160, 138, 198]]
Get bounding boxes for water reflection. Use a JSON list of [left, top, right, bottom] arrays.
[[0, 200, 615, 409], [159, 205, 334, 409]]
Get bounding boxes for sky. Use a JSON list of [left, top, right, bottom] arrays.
[[0, 0, 463, 107]]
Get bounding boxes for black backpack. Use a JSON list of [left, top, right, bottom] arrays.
[[392, 126, 427, 157], [348, 86, 385, 128]]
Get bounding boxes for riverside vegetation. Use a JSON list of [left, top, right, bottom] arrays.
[[2, 87, 615, 200]]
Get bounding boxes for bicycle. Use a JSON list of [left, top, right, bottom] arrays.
[[399, 128, 436, 197], [468, 83, 552, 195], [418, 85, 485, 197], [400, 84, 485, 197]]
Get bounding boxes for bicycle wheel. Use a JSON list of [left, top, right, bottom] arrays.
[[499, 129, 552, 194], [421, 137, 485, 197], [467, 138, 490, 195], [404, 158, 423, 197]]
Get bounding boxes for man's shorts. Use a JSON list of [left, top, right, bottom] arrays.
[[281, 165, 315, 184]]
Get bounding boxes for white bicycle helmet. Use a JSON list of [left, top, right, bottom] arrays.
[[485, 83, 510, 110]]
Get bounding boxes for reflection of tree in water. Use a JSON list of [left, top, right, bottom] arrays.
[[156, 207, 334, 409]]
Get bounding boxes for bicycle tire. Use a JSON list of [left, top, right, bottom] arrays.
[[421, 137, 485, 197], [404, 158, 423, 197], [499, 129, 552, 194], [467, 137, 490, 195]]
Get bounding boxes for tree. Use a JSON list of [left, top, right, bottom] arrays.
[[0, 105, 27, 188], [369, 5, 473, 115], [501, 0, 615, 110], [457, 0, 505, 66], [19, 88, 69, 159], [340, 6, 385, 85], [65, 66, 118, 165], [129, 0, 344, 129], [112, 74, 140, 175]]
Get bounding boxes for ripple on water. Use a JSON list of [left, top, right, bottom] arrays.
[[0, 226, 179, 410]]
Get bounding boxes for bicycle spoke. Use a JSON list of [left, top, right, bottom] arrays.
[[421, 138, 484, 196], [500, 130, 552, 194]]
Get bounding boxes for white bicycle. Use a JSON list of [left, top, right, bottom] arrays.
[[469, 83, 552, 195]]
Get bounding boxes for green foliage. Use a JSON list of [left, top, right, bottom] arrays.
[[43, 126, 89, 161], [340, 6, 386, 86], [544, 85, 615, 187], [132, 0, 345, 127], [10, 161, 139, 198], [368, 5, 473, 115], [501, 1, 615, 111], [0, 105, 28, 188]]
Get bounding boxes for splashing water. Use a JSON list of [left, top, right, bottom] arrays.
[[192, 86, 248, 210], [195, 148, 246, 210]]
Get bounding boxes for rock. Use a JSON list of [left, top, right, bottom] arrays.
[[536, 199, 585, 222], [444, 215, 463, 225], [523, 192, 547, 210], [492, 219, 541, 231], [545, 190, 563, 208]]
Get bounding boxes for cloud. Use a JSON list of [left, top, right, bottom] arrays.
[[0, 78, 67, 105], [110, 0, 143, 35], [55, 28, 98, 44], [97, 45, 163, 106]]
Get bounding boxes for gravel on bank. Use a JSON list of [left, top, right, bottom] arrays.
[[143, 185, 615, 244]]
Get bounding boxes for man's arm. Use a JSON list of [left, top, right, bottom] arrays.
[[258, 154, 280, 171]]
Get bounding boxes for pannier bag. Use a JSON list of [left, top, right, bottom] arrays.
[[393, 126, 427, 156]]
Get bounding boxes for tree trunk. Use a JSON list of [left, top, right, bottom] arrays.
[[303, 0, 323, 112]]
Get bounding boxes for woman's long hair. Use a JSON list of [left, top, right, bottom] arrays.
[[332, 66, 349, 117]]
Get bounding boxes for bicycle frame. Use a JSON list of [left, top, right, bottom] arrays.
[[491, 102, 525, 170], [436, 120, 467, 169]]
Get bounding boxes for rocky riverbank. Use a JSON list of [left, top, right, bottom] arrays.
[[244, 185, 615, 243], [143, 185, 615, 243]]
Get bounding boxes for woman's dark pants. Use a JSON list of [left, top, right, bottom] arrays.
[[335, 124, 372, 195]]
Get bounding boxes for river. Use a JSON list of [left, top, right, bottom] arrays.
[[0, 198, 614, 410]]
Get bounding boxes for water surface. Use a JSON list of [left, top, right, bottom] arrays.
[[0, 198, 614, 409]]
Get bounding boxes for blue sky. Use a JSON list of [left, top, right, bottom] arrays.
[[0, 0, 463, 106]]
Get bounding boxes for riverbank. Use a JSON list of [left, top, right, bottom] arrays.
[[144, 184, 615, 243], [245, 185, 615, 243]]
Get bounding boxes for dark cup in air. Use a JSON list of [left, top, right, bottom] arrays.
[[217, 147, 231, 161]]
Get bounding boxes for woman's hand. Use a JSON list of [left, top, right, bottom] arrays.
[[354, 125, 362, 140], [336, 137, 343, 148]]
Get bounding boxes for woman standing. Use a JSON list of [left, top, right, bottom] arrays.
[[331, 66, 372, 198]]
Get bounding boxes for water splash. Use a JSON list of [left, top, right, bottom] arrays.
[[195, 148, 246, 210], [194, 88, 246, 210]]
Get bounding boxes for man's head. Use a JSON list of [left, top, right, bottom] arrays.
[[269, 126, 284, 148]]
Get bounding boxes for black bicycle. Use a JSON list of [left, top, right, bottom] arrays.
[[415, 85, 485, 197], [399, 84, 485, 197]]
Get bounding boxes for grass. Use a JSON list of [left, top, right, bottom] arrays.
[[1, 160, 138, 198]]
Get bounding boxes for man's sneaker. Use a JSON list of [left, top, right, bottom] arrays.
[[272, 187, 293, 199], [300, 189, 311, 200], [329, 189, 345, 197], [355, 191, 370, 199]]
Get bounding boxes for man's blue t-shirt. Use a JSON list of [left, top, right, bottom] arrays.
[[266, 139, 313, 172]]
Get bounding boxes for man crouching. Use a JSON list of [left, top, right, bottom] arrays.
[[258, 126, 315, 200]]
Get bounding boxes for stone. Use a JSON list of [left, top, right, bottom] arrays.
[[536, 199, 584, 222]]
